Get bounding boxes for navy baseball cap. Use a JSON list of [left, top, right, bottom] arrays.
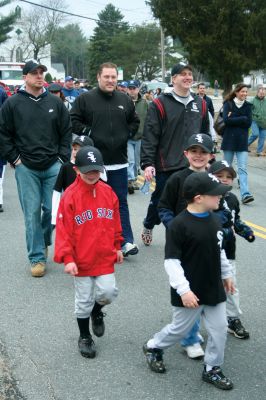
[[209, 160, 237, 178], [117, 81, 128, 88], [65, 76, 74, 82], [171, 63, 192, 76], [128, 79, 139, 88], [75, 146, 104, 173], [185, 133, 213, 153], [23, 61, 47, 75], [183, 172, 231, 200], [72, 135, 94, 147]]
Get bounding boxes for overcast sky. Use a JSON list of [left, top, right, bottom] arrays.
[[13, 0, 156, 37]]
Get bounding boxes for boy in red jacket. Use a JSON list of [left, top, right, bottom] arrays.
[[54, 146, 123, 358]]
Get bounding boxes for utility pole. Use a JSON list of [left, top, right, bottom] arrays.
[[161, 25, 165, 82]]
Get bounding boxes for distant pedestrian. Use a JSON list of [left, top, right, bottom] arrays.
[[54, 146, 123, 359], [197, 83, 215, 117], [61, 76, 80, 108], [0, 84, 8, 212], [143, 172, 234, 391], [0, 60, 72, 277], [248, 86, 266, 156], [48, 83, 71, 110], [214, 80, 219, 97], [127, 79, 148, 194], [221, 83, 253, 204], [117, 81, 128, 94]]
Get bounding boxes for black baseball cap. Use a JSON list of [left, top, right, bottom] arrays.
[[183, 172, 232, 200], [75, 146, 104, 173], [208, 160, 237, 178], [48, 83, 62, 92], [72, 135, 94, 147], [23, 60, 47, 75], [185, 133, 213, 153], [171, 63, 192, 76]]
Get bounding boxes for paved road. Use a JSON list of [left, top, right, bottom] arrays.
[[0, 156, 266, 400]]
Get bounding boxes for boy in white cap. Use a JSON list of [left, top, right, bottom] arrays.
[[54, 146, 123, 358]]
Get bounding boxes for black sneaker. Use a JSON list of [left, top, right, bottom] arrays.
[[0, 204, 3, 212], [202, 366, 233, 390], [91, 311, 106, 337], [78, 336, 96, 358], [242, 194, 254, 204], [143, 343, 166, 373], [228, 318, 250, 339]]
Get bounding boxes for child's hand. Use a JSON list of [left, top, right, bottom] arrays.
[[181, 291, 199, 308], [116, 250, 123, 264], [64, 262, 78, 276], [223, 278, 235, 294]]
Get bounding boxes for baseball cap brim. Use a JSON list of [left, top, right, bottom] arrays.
[[205, 184, 232, 196], [78, 165, 104, 174], [210, 166, 236, 178], [185, 143, 212, 153]]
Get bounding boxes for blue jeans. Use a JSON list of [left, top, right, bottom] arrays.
[[180, 319, 201, 347], [248, 121, 266, 153], [144, 171, 173, 229], [106, 168, 134, 245], [127, 139, 141, 181], [223, 151, 251, 198], [15, 161, 61, 264]]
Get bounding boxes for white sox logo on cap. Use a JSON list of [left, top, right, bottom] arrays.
[[87, 151, 97, 163], [221, 160, 230, 167], [195, 134, 203, 143], [208, 173, 220, 183]]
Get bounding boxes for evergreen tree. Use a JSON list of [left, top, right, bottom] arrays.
[[0, 0, 17, 44], [148, 0, 266, 93], [88, 3, 129, 82]]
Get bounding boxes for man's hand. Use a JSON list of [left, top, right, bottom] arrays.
[[144, 166, 156, 182], [64, 262, 78, 276], [223, 278, 235, 294], [116, 250, 123, 264], [181, 291, 199, 308]]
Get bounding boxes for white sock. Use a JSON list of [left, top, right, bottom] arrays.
[[147, 339, 156, 349], [206, 364, 213, 372]]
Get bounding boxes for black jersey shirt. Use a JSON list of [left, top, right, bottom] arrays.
[[165, 210, 226, 307]]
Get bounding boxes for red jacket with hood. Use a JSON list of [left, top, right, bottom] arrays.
[[54, 175, 123, 276]]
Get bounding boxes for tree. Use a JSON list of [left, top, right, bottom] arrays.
[[45, 72, 53, 83], [88, 3, 129, 82], [51, 24, 88, 78], [0, 0, 17, 44], [111, 23, 181, 81], [148, 0, 266, 93], [22, 0, 67, 61]]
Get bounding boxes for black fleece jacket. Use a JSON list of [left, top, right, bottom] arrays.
[[0, 89, 72, 170], [70, 87, 140, 165]]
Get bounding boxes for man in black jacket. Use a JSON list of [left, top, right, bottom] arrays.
[[140, 64, 210, 246], [70, 62, 140, 257], [197, 83, 215, 118], [0, 60, 72, 277]]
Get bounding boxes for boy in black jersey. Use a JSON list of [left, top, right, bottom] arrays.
[[51, 135, 94, 224], [158, 133, 213, 359], [143, 172, 235, 390], [209, 160, 255, 339]]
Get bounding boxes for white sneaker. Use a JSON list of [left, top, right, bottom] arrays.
[[184, 343, 204, 359], [122, 242, 139, 257], [197, 333, 204, 344]]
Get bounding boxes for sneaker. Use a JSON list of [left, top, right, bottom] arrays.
[[228, 318, 250, 339], [31, 262, 46, 277], [141, 227, 153, 246], [128, 181, 135, 195], [202, 366, 233, 390], [242, 194, 254, 204], [143, 343, 166, 373], [0, 204, 3, 212], [78, 336, 96, 358], [122, 242, 139, 257], [197, 333, 204, 344], [184, 343, 204, 359], [91, 311, 106, 337], [133, 182, 139, 190]]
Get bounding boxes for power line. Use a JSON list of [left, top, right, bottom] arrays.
[[81, 0, 149, 13], [18, 0, 156, 28]]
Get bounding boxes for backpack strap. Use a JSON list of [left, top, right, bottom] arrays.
[[201, 98, 207, 118], [153, 98, 166, 120]]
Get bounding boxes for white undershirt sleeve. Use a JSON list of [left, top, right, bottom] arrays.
[[220, 249, 233, 279], [51, 190, 61, 225], [164, 258, 190, 296]]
